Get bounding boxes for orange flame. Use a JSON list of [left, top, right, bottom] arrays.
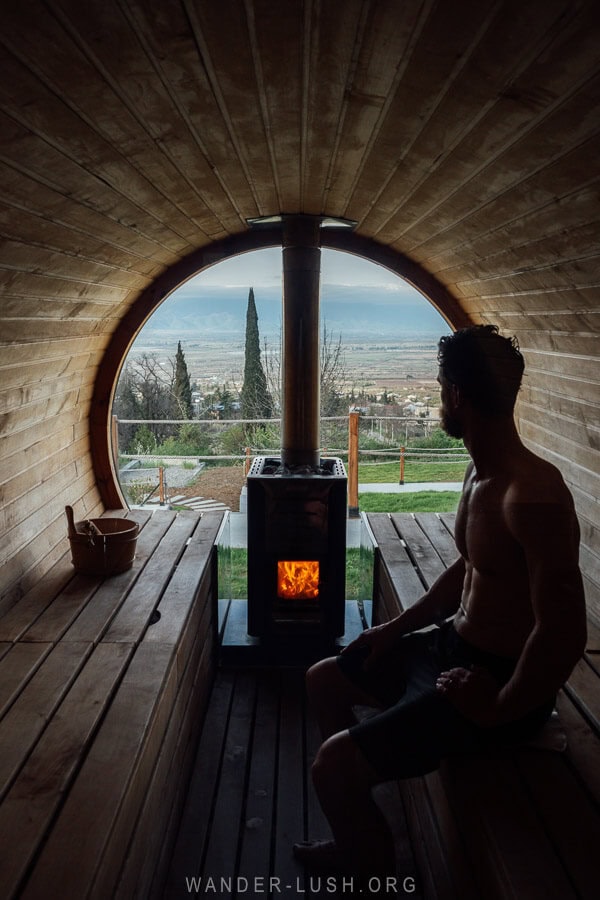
[[277, 560, 319, 600]]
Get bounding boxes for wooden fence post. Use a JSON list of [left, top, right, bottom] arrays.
[[159, 467, 166, 505], [245, 446, 251, 475], [399, 446, 405, 485], [348, 410, 360, 518]]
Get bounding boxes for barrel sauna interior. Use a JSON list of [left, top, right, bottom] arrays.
[[0, 4, 598, 636]]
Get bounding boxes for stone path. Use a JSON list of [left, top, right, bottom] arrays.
[[145, 493, 229, 512], [121, 463, 230, 512]]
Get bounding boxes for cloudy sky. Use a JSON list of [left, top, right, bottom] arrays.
[[174, 248, 431, 304], [143, 247, 451, 338]]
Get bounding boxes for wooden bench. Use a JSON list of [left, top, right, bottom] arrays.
[[367, 512, 600, 900], [0, 507, 225, 900]]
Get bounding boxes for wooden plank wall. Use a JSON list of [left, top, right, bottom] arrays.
[[0, 1, 598, 619]]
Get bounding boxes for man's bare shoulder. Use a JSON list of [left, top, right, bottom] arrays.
[[506, 450, 574, 509], [502, 451, 580, 556]]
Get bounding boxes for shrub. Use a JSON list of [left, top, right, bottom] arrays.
[[130, 425, 158, 455], [406, 427, 464, 450]]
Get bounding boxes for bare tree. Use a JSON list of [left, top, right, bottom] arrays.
[[262, 334, 282, 413], [262, 322, 348, 417], [320, 324, 348, 416], [114, 352, 179, 446]]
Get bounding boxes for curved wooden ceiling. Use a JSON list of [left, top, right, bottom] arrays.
[[0, 0, 599, 614], [1, 1, 598, 306]]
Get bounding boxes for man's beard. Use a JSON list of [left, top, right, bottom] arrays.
[[440, 408, 463, 439]]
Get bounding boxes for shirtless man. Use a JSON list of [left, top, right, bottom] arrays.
[[294, 324, 587, 879]]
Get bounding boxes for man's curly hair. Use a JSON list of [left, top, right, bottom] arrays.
[[437, 325, 524, 416]]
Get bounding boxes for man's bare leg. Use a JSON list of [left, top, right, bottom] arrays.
[[295, 729, 395, 877], [306, 656, 383, 739], [298, 656, 394, 876]]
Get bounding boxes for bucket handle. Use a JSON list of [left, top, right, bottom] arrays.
[[65, 506, 102, 547], [65, 505, 76, 538]]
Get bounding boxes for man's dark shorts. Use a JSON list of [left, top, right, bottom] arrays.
[[337, 621, 555, 780]]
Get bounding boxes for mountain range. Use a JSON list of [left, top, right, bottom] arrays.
[[140, 284, 448, 341]]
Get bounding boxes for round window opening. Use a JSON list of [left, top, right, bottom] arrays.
[[110, 247, 465, 513]]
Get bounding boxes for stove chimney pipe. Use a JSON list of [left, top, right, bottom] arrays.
[[281, 215, 322, 470]]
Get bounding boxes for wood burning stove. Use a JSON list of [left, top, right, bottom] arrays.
[[247, 456, 347, 644], [243, 214, 354, 652]]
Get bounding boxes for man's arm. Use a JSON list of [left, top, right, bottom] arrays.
[[388, 554, 466, 635], [345, 555, 466, 667], [439, 497, 587, 725], [493, 498, 587, 721]]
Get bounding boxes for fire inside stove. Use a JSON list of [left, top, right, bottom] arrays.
[[277, 560, 319, 600]]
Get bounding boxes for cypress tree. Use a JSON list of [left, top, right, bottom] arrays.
[[173, 340, 193, 418], [241, 287, 273, 419]]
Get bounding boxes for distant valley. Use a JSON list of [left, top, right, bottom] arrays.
[[131, 284, 446, 398]]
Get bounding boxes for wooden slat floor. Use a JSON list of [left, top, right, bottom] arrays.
[[163, 665, 334, 899], [163, 663, 426, 900]]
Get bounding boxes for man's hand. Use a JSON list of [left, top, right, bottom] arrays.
[[341, 621, 400, 670], [436, 666, 501, 726]]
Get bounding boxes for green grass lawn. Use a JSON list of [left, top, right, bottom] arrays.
[[220, 547, 248, 600], [358, 490, 461, 513], [358, 460, 468, 483]]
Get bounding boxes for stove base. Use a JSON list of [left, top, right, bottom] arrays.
[[219, 598, 368, 667]]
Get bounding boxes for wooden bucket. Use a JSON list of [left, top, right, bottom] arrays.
[[65, 506, 139, 576]]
